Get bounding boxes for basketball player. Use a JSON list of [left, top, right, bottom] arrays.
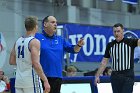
[[9, 16, 50, 93]]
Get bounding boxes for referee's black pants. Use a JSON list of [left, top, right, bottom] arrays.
[[110, 69, 134, 93]]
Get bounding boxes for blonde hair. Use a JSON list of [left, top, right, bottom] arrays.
[[25, 16, 38, 31]]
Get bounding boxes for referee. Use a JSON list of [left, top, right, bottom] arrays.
[[94, 23, 140, 93]]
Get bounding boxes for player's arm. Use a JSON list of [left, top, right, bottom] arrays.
[[138, 39, 140, 46], [30, 39, 46, 80], [9, 44, 16, 65], [74, 38, 85, 52], [94, 58, 109, 85], [30, 39, 50, 92]]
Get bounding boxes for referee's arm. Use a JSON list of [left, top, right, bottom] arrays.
[[94, 58, 109, 85]]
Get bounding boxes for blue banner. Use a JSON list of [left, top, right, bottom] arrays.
[[57, 23, 140, 62], [122, 0, 138, 4]]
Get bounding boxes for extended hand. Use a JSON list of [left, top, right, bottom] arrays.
[[77, 38, 85, 47]]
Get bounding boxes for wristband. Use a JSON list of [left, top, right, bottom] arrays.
[[77, 44, 82, 47]]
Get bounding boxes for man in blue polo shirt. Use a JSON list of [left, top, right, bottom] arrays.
[[35, 16, 84, 93]]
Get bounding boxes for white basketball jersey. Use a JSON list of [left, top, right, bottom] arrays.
[[15, 36, 43, 92]]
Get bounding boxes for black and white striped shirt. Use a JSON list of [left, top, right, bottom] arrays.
[[104, 38, 138, 71]]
